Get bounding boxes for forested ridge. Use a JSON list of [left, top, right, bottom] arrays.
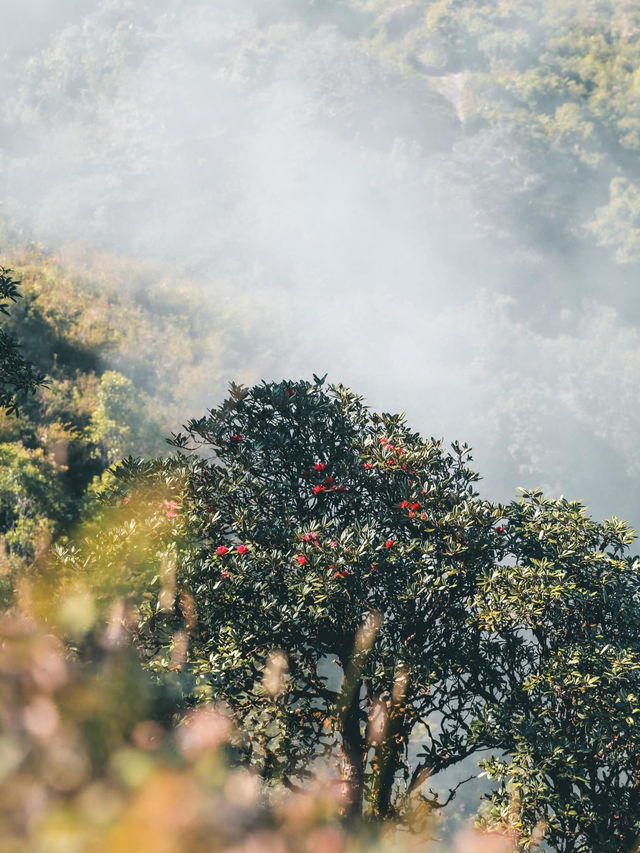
[[3, 1, 640, 851], [4, 0, 640, 522]]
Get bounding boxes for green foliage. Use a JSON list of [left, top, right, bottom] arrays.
[[474, 491, 640, 851], [0, 440, 68, 608], [0, 441, 65, 557], [0, 267, 45, 415], [89, 370, 164, 464]]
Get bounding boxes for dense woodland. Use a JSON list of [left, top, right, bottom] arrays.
[[3, 1, 640, 851]]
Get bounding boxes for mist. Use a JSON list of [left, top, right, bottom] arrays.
[[2, 0, 640, 527]]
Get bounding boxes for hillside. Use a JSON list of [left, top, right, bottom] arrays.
[[0, 246, 278, 588]]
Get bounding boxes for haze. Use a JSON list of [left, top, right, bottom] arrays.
[[2, 0, 640, 527]]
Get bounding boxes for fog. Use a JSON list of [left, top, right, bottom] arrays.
[[3, 0, 640, 527]]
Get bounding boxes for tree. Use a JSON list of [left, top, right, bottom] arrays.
[[0, 267, 45, 414], [474, 490, 640, 852], [129, 378, 505, 822]]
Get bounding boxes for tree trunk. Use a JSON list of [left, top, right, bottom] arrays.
[[370, 709, 404, 819], [339, 678, 365, 824]]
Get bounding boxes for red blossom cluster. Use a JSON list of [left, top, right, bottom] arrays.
[[331, 567, 351, 579], [310, 462, 348, 496], [379, 437, 406, 455], [216, 544, 249, 555]]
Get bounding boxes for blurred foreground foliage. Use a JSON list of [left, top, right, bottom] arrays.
[[0, 596, 515, 852], [42, 379, 640, 852]]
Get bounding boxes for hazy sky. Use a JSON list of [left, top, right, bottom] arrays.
[[3, 0, 640, 527]]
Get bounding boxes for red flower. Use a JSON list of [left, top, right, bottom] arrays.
[[286, 389, 295, 396], [385, 443, 395, 451], [297, 555, 307, 566], [220, 571, 231, 580], [495, 525, 505, 533], [338, 485, 348, 492], [370, 564, 376, 572], [362, 462, 374, 470], [385, 540, 395, 548], [314, 462, 327, 472], [166, 510, 177, 519], [312, 485, 326, 495], [333, 570, 342, 579], [216, 546, 228, 556], [420, 512, 427, 520], [399, 501, 409, 509], [379, 437, 387, 444], [230, 434, 243, 442], [324, 476, 335, 485], [329, 540, 338, 547], [411, 502, 421, 511], [396, 447, 404, 455], [237, 545, 248, 555], [206, 505, 216, 514], [408, 511, 414, 518], [387, 459, 396, 466]]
